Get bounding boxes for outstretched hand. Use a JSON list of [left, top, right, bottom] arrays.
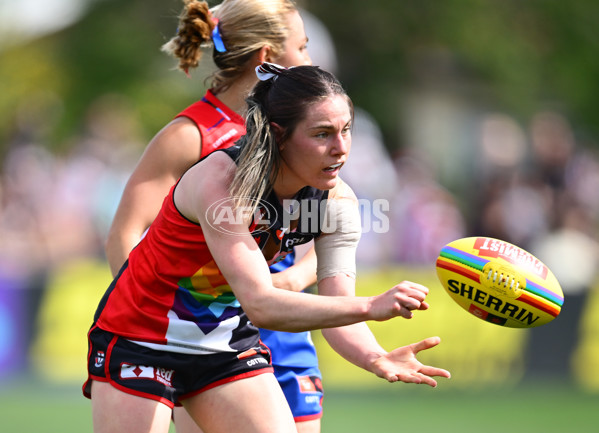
[[370, 337, 451, 387]]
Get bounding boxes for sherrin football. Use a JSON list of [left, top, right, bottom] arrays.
[[435, 237, 564, 328]]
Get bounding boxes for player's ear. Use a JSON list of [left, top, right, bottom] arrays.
[[257, 46, 274, 64], [270, 122, 285, 149]]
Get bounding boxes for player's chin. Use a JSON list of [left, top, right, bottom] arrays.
[[314, 176, 339, 191]]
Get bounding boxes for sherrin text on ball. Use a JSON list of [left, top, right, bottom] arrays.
[[435, 237, 564, 328]]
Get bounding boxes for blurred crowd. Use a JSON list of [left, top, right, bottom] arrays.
[[0, 93, 143, 379], [2, 8, 599, 386], [347, 108, 599, 382], [0, 93, 142, 287], [2, 86, 598, 382]]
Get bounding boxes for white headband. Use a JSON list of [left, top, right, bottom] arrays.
[[255, 62, 288, 81]]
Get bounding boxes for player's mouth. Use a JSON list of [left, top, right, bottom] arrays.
[[323, 162, 344, 173]]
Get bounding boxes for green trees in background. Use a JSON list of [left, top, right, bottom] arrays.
[[309, 0, 599, 148], [0, 0, 197, 156], [1, 0, 598, 157]]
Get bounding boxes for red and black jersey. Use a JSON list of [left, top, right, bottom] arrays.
[[94, 146, 327, 355], [176, 90, 245, 158]]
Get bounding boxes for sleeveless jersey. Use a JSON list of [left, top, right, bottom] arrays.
[[94, 146, 327, 355], [176, 90, 245, 158], [177, 93, 322, 367]]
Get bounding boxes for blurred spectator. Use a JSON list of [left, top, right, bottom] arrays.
[[1, 143, 56, 278], [471, 109, 599, 382], [302, 9, 398, 267], [470, 113, 548, 248], [28, 93, 144, 382], [0, 91, 143, 381], [341, 107, 399, 267], [523, 112, 599, 381], [49, 93, 142, 262], [0, 92, 61, 377], [389, 152, 466, 265], [477, 113, 528, 179]]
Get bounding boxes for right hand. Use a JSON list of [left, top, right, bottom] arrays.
[[369, 280, 431, 321], [369, 336, 451, 386]]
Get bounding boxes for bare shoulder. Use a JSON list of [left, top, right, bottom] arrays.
[[140, 117, 203, 174], [328, 177, 358, 203], [199, 150, 236, 182], [115, 118, 204, 218], [181, 150, 236, 190], [175, 150, 237, 221], [156, 116, 201, 143]]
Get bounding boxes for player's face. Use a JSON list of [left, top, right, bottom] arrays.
[[275, 94, 352, 196], [271, 10, 312, 67]]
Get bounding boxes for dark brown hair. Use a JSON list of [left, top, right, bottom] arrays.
[[230, 65, 352, 210]]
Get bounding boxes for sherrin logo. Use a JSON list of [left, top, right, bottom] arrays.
[[447, 279, 540, 326]]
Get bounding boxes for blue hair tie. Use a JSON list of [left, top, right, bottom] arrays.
[[211, 20, 226, 53]]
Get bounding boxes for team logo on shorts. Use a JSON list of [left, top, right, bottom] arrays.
[[120, 364, 175, 387], [94, 351, 105, 368], [297, 375, 323, 393]]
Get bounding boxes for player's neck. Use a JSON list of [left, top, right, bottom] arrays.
[[214, 74, 258, 117]]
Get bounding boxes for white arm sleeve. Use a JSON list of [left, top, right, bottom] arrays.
[[314, 191, 361, 282]]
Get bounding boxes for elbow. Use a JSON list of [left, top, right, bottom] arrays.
[[247, 315, 271, 330], [239, 292, 279, 330], [243, 302, 273, 330]]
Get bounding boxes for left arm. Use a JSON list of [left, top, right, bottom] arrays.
[[315, 181, 450, 387], [319, 275, 449, 387]]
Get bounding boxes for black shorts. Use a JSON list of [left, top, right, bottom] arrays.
[[82, 325, 273, 408]]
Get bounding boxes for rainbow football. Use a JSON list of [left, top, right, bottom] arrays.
[[435, 237, 564, 328]]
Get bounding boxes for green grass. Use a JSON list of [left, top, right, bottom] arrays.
[[1, 378, 598, 432], [1, 379, 92, 433], [322, 383, 599, 432]]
